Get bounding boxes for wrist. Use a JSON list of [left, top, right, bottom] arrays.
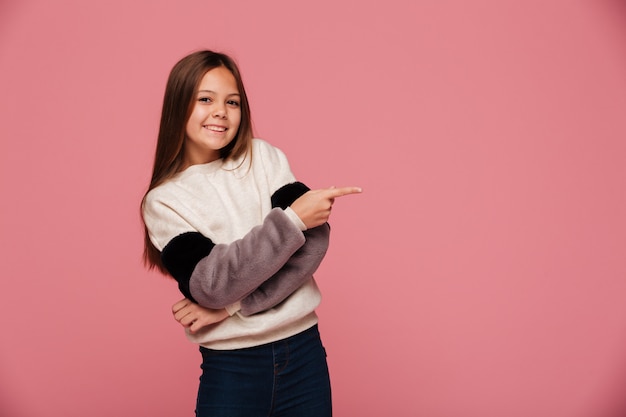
[[283, 206, 307, 231]]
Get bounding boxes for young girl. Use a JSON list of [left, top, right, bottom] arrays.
[[141, 50, 361, 417]]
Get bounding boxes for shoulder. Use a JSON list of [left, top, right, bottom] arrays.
[[142, 183, 179, 229], [250, 138, 298, 194], [252, 138, 285, 156], [143, 183, 168, 212], [142, 175, 197, 230], [251, 138, 291, 167], [143, 178, 181, 210]]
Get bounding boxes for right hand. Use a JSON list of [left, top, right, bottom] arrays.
[[290, 186, 362, 229], [172, 298, 229, 334]]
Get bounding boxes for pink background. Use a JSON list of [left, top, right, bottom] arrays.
[[1, 1, 626, 416]]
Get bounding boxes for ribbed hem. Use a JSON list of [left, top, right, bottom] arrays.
[[196, 312, 319, 350]]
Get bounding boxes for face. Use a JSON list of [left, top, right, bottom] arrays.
[[184, 66, 242, 166]]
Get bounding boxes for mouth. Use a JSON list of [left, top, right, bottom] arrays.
[[204, 125, 227, 132]]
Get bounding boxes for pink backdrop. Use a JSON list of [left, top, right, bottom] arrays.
[[1, 1, 626, 416]]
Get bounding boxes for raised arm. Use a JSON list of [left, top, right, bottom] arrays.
[[237, 183, 362, 315], [236, 182, 328, 315]]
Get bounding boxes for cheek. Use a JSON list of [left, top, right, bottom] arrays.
[[186, 108, 199, 129], [184, 116, 195, 136], [232, 111, 242, 130]]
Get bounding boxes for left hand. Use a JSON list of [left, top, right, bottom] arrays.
[[171, 298, 229, 334], [290, 186, 362, 229]]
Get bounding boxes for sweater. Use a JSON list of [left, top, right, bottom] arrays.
[[142, 139, 328, 349]]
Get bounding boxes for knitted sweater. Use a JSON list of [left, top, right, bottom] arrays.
[[142, 139, 328, 349]]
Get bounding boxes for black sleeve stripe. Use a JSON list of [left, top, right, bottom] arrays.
[[271, 182, 310, 209], [161, 232, 216, 302]]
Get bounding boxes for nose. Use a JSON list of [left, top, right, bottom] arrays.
[[212, 104, 226, 119]]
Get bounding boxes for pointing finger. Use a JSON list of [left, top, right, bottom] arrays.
[[326, 186, 362, 198]]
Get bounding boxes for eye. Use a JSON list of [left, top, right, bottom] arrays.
[[227, 100, 240, 107], [198, 97, 212, 103]]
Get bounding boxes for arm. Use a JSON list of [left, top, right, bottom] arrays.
[[228, 183, 362, 316], [161, 207, 306, 309], [169, 182, 361, 325], [236, 181, 329, 316], [239, 222, 329, 315], [169, 223, 328, 326]]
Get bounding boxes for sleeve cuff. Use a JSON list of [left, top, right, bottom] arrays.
[[225, 301, 241, 316], [283, 207, 307, 231]]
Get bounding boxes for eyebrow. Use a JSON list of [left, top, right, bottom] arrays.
[[197, 90, 240, 97]]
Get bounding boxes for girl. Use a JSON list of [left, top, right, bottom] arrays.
[[141, 50, 360, 417]]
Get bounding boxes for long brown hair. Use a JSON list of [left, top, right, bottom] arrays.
[[141, 50, 254, 273]]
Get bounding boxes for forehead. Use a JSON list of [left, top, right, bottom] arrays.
[[197, 66, 239, 93]]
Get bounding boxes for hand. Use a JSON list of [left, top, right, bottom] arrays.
[[290, 186, 362, 229], [171, 298, 229, 334]]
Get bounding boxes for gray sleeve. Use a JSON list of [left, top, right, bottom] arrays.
[[188, 208, 306, 309], [238, 222, 330, 316]]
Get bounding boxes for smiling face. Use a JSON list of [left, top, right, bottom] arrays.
[[183, 66, 242, 166]]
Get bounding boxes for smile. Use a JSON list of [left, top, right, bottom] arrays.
[[204, 125, 227, 132]]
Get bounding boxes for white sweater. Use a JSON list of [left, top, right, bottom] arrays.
[[143, 139, 326, 349]]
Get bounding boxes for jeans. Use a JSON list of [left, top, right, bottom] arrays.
[[196, 325, 332, 417]]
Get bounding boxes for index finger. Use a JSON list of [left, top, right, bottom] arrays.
[[326, 186, 363, 198]]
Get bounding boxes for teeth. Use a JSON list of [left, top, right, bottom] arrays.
[[206, 126, 226, 132]]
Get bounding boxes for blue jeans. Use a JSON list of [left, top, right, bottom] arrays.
[[196, 325, 332, 417]]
